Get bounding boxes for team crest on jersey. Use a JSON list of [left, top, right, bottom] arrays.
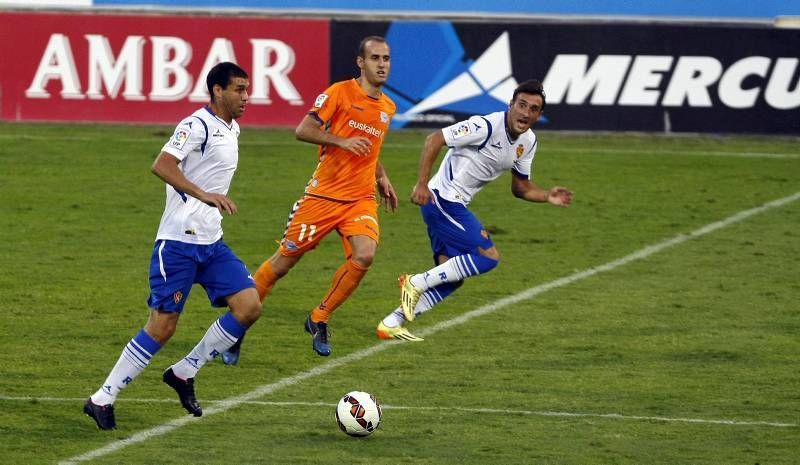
[[314, 93, 329, 108], [450, 122, 471, 139], [516, 144, 525, 158], [380, 111, 389, 123], [170, 128, 190, 149], [173, 291, 183, 304], [480, 229, 489, 239]]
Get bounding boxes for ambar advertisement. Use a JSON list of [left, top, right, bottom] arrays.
[[0, 12, 329, 126]]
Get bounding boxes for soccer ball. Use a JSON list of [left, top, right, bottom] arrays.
[[335, 391, 382, 437]]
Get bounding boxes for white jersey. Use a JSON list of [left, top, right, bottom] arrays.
[[155, 106, 241, 245], [430, 111, 537, 205]]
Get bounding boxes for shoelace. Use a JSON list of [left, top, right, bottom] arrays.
[[316, 323, 330, 343]]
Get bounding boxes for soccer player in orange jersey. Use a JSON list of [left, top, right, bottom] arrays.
[[223, 36, 397, 360]]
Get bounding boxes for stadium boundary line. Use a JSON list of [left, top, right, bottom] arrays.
[[57, 190, 800, 465], [2, 396, 794, 429]]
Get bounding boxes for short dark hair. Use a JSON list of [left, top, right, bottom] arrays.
[[358, 36, 388, 57], [206, 62, 248, 99], [512, 79, 546, 110]]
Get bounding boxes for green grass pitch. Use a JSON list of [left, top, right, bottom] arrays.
[[0, 122, 798, 464]]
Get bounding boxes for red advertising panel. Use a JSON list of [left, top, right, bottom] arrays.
[[0, 12, 329, 126]]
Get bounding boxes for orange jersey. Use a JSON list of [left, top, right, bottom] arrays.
[[304, 79, 396, 201]]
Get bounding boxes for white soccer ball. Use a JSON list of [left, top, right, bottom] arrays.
[[335, 391, 382, 437]]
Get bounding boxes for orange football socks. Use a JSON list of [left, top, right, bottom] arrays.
[[253, 260, 278, 302], [310, 258, 368, 323]]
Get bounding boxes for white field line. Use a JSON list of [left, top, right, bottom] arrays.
[[0, 133, 797, 159], [54, 190, 800, 464], [1, 396, 795, 429]]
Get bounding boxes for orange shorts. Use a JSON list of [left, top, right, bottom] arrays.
[[278, 195, 379, 257]]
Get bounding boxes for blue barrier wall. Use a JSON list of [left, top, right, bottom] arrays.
[[93, 0, 799, 20]]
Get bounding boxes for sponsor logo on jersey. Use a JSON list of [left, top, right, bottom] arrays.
[[173, 290, 183, 304], [348, 119, 384, 138], [516, 144, 524, 158], [171, 128, 190, 149], [490, 141, 502, 149], [450, 122, 471, 139], [212, 129, 224, 138], [314, 93, 329, 108], [284, 240, 298, 251]]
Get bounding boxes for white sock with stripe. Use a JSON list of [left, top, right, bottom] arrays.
[[382, 284, 450, 327], [410, 253, 498, 291], [91, 329, 161, 406], [171, 312, 246, 380]]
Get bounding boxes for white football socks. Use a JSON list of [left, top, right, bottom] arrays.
[[91, 330, 160, 406], [382, 288, 440, 327], [170, 317, 240, 380], [410, 255, 482, 290]]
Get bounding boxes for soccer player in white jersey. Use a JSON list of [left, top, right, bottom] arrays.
[[83, 62, 262, 430], [377, 80, 573, 341]]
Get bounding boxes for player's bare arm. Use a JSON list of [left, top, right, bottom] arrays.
[[151, 152, 237, 215], [375, 162, 398, 212], [295, 114, 372, 156], [410, 130, 447, 206], [511, 175, 573, 207]]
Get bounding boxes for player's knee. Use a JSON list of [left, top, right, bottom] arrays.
[[144, 312, 178, 344], [351, 251, 375, 268], [479, 247, 500, 261], [242, 302, 263, 325], [232, 300, 262, 326]]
